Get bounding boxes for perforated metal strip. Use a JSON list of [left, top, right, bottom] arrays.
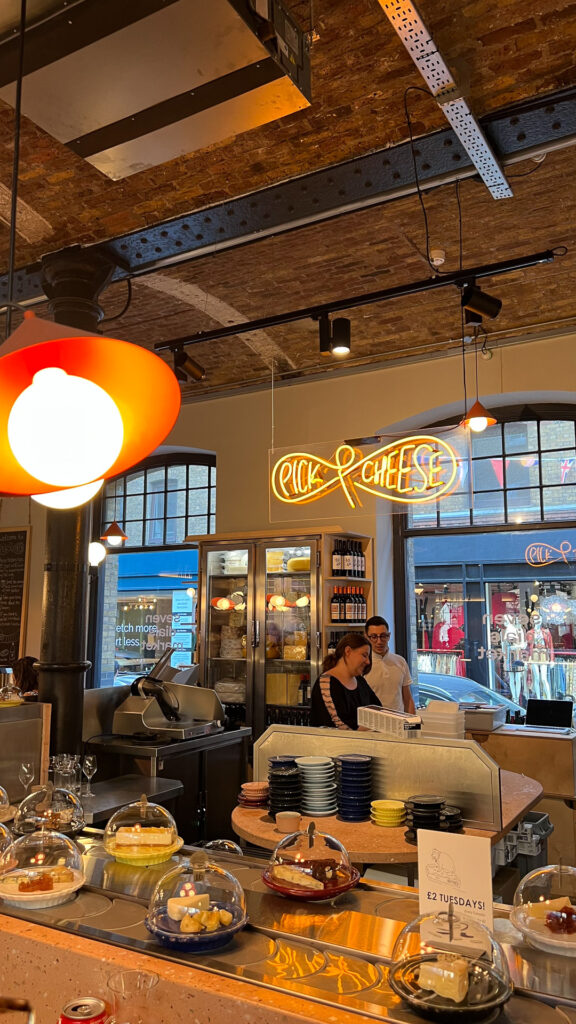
[[378, 0, 513, 199]]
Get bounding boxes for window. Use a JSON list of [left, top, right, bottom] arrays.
[[403, 414, 576, 711], [409, 417, 576, 529], [101, 455, 216, 547], [91, 454, 215, 686]]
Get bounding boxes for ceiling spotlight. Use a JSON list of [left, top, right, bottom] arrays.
[[461, 283, 502, 320], [173, 348, 206, 382], [317, 313, 351, 357], [331, 318, 351, 355]]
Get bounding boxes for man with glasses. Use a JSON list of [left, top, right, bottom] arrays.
[[365, 615, 415, 714]]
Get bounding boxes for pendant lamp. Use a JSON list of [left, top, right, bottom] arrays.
[[0, 313, 181, 506], [101, 521, 128, 547], [460, 398, 497, 433]]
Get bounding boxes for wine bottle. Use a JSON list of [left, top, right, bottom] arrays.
[[359, 587, 367, 621], [327, 632, 337, 656], [330, 587, 340, 623], [359, 544, 366, 578], [331, 538, 342, 577], [343, 539, 354, 577]]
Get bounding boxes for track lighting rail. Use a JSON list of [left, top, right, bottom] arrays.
[[154, 249, 557, 352]]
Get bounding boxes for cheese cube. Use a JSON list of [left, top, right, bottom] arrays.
[[418, 957, 469, 1004], [167, 893, 210, 920]]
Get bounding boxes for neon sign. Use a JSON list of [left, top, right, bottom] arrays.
[[271, 435, 459, 510], [525, 540, 575, 567]]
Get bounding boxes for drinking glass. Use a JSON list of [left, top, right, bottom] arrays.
[[18, 761, 34, 797], [82, 754, 97, 797], [107, 969, 159, 1024]]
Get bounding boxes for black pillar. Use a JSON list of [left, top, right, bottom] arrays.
[[37, 247, 116, 754]]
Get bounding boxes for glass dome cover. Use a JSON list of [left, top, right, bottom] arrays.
[[0, 822, 12, 855], [389, 908, 512, 1019], [0, 829, 84, 908], [13, 784, 84, 836], [511, 863, 576, 955], [104, 794, 183, 865], [263, 823, 359, 900], [0, 682, 23, 706], [0, 785, 9, 808], [146, 853, 247, 951]]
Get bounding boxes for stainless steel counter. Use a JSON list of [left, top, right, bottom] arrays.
[[1, 835, 575, 1022]]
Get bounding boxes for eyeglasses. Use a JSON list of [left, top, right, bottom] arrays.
[[367, 632, 390, 641]]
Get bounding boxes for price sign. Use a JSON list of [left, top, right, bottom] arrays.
[[418, 830, 494, 932]]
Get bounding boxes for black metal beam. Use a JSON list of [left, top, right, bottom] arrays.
[[1, 87, 575, 306], [154, 249, 557, 350]]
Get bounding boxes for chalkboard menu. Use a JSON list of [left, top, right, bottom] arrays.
[[0, 528, 29, 665]]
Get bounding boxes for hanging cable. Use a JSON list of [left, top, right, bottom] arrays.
[[101, 279, 132, 323], [5, 0, 27, 339]]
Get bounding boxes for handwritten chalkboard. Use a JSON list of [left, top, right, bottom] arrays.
[[0, 528, 29, 665]]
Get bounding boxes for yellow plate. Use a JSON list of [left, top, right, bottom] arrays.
[[106, 837, 184, 866], [371, 800, 405, 812]]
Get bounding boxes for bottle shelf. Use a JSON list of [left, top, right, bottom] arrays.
[[324, 577, 372, 584], [326, 622, 367, 628]]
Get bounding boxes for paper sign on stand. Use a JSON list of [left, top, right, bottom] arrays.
[[418, 830, 494, 945]]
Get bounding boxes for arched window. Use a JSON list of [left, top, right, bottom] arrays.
[[409, 410, 576, 529], [101, 454, 216, 547]]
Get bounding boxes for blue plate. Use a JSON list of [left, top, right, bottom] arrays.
[[146, 902, 247, 952]]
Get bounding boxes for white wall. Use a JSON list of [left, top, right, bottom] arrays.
[[3, 330, 574, 655]]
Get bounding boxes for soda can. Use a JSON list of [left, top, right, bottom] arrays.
[[59, 997, 108, 1024]]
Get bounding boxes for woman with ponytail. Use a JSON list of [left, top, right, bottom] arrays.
[[310, 632, 380, 730]]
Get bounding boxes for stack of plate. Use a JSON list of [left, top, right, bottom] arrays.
[[404, 794, 448, 844], [268, 764, 301, 820], [238, 781, 269, 808], [295, 756, 337, 817], [371, 799, 406, 828], [336, 754, 372, 822], [444, 804, 464, 832]]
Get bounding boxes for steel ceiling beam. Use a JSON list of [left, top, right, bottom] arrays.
[[1, 87, 575, 306]]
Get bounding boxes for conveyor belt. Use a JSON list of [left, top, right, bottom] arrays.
[[0, 837, 574, 1023]]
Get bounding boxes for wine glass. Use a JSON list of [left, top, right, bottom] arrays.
[[18, 761, 34, 797], [82, 755, 97, 797]]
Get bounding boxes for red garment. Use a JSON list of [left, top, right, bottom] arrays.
[[526, 627, 555, 663]]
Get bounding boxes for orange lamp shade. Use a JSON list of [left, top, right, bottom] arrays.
[[0, 335, 181, 495]]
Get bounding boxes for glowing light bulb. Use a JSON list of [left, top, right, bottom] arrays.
[[32, 479, 104, 508], [468, 415, 489, 433], [8, 367, 124, 487], [186, 587, 196, 598], [295, 595, 310, 607], [88, 541, 107, 566]]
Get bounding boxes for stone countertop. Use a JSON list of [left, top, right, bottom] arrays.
[[231, 769, 543, 863], [0, 913, 384, 1024]]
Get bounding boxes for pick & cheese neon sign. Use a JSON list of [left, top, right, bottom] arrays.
[[271, 435, 459, 510]]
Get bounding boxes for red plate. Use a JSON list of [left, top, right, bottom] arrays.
[[262, 866, 360, 901]]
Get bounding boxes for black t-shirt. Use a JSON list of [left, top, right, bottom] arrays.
[[310, 673, 381, 730]]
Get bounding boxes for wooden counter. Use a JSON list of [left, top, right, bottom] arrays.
[[232, 769, 542, 864], [470, 725, 576, 863]]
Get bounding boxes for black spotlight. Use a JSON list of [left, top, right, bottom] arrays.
[[173, 348, 206, 382], [317, 313, 351, 356], [461, 283, 502, 319], [331, 317, 351, 355]]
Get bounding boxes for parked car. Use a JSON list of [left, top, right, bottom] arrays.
[[415, 672, 526, 719]]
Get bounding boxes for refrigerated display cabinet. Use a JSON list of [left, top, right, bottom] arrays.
[[189, 531, 373, 738]]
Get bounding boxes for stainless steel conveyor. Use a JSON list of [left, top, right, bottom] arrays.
[[1, 835, 576, 1024]]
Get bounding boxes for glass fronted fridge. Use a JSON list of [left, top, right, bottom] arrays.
[[198, 538, 320, 737], [195, 531, 373, 738]]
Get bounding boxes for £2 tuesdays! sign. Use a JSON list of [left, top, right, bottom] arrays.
[[269, 433, 463, 519]]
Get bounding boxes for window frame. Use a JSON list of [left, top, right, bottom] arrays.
[[98, 453, 216, 549]]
